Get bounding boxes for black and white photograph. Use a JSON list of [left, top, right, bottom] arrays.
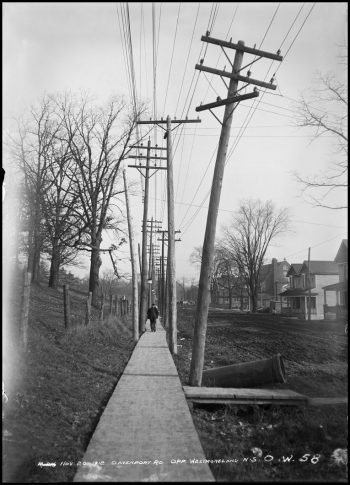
[[2, 2, 348, 482]]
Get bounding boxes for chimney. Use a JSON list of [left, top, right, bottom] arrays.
[[272, 258, 278, 299]]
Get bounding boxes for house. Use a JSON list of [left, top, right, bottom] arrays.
[[215, 258, 290, 311], [215, 276, 250, 310], [258, 258, 290, 309], [322, 239, 348, 320], [280, 260, 339, 320]]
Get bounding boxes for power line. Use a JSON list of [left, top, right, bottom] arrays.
[[179, 3, 282, 232], [174, 3, 201, 117], [285, 233, 345, 259], [162, 2, 181, 116], [282, 3, 316, 60]]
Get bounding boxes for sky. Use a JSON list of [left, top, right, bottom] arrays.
[[3, 2, 348, 283]]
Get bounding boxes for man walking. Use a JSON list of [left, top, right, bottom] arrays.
[[147, 303, 159, 332]]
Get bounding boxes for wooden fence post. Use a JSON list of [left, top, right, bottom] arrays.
[[63, 284, 71, 329], [99, 293, 105, 323], [109, 294, 113, 315], [85, 291, 92, 325], [114, 295, 118, 316], [20, 271, 31, 350]]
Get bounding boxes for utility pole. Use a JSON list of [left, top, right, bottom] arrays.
[[189, 34, 283, 386], [138, 116, 201, 354], [123, 169, 139, 342], [145, 219, 162, 307], [157, 229, 181, 327], [161, 232, 166, 316], [148, 218, 154, 308], [307, 247, 311, 321], [128, 141, 166, 333]]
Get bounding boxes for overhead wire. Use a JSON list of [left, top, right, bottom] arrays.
[[178, 2, 282, 232], [179, 2, 310, 235], [152, 2, 158, 221], [162, 3, 181, 116], [174, 3, 201, 117], [172, 3, 225, 228], [174, 3, 240, 228], [160, 2, 219, 225]]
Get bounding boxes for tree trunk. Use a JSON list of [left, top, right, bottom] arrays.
[[89, 235, 102, 307], [240, 285, 244, 311], [48, 245, 60, 289], [32, 242, 41, 283], [229, 287, 233, 309], [28, 225, 41, 283], [250, 282, 258, 313]]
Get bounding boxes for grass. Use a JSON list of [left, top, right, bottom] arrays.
[[173, 307, 348, 482], [2, 268, 136, 483], [3, 272, 347, 483]]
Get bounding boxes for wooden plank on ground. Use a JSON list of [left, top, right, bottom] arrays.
[[308, 397, 348, 406], [74, 328, 214, 482], [183, 386, 308, 406]]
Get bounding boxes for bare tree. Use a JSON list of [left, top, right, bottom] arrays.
[[8, 97, 61, 282], [57, 93, 144, 306], [221, 199, 290, 313], [99, 269, 118, 296], [214, 246, 244, 309], [41, 145, 86, 288], [190, 245, 223, 306], [294, 56, 348, 210]]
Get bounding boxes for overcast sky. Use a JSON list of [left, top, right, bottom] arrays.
[[3, 2, 348, 282]]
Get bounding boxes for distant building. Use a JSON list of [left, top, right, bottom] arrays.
[[216, 282, 250, 310], [280, 260, 339, 320], [258, 258, 290, 309], [322, 239, 348, 320], [215, 258, 290, 311]]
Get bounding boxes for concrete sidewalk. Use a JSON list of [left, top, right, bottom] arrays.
[[74, 324, 214, 482]]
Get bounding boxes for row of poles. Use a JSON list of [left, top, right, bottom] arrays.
[[125, 33, 283, 385], [126, 116, 200, 355]]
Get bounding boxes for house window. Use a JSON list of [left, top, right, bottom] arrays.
[[339, 263, 348, 282], [282, 264, 289, 277], [294, 276, 303, 288], [292, 298, 301, 309], [307, 297, 316, 309]]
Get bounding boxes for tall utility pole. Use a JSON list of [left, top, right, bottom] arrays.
[[128, 140, 166, 333], [145, 219, 162, 307], [189, 34, 283, 386], [123, 169, 139, 342], [148, 218, 154, 308], [307, 247, 311, 321], [138, 117, 201, 354], [157, 229, 181, 323]]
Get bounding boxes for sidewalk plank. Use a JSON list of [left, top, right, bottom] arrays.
[[74, 327, 214, 482], [184, 386, 308, 405]]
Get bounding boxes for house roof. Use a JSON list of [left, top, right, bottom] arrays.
[[279, 288, 319, 297], [335, 239, 348, 263], [322, 281, 348, 292], [300, 260, 339, 275], [258, 259, 290, 290], [286, 264, 303, 276]]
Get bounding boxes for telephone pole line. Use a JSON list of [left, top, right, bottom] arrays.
[[128, 140, 166, 334], [189, 34, 283, 386], [137, 116, 201, 354], [157, 230, 181, 319], [123, 169, 139, 342], [307, 247, 311, 321]]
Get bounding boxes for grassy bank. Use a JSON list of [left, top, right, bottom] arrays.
[[174, 307, 348, 482], [3, 271, 135, 483]]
